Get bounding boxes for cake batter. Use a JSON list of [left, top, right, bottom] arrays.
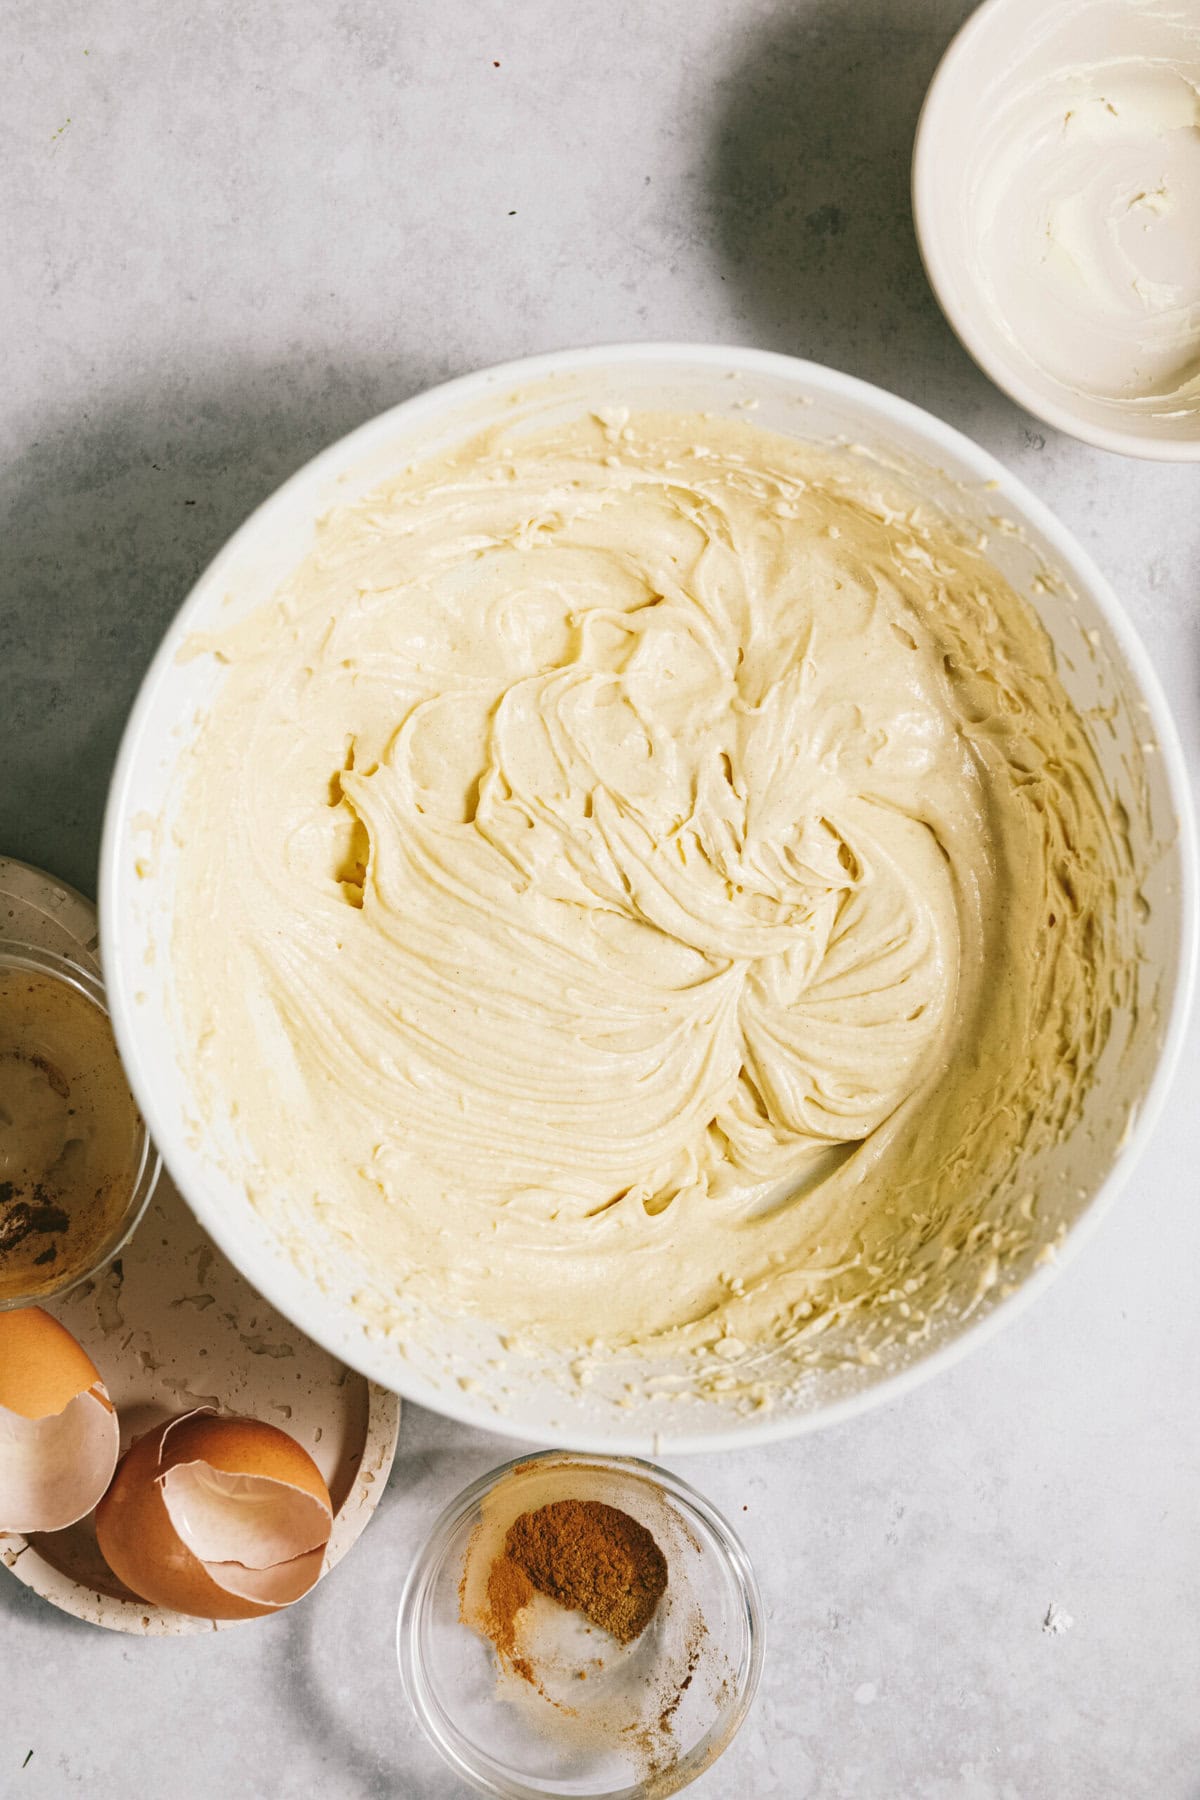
[[172, 412, 1130, 1368]]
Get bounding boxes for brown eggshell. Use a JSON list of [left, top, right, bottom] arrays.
[[0, 1306, 119, 1533], [160, 1411, 332, 1506], [0, 1306, 110, 1420], [95, 1410, 333, 1620]]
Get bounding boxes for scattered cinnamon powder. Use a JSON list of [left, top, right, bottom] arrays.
[[484, 1545, 535, 1684]]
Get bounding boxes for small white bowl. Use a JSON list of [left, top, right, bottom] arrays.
[[914, 0, 1200, 460]]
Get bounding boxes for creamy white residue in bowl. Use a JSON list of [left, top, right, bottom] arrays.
[[915, 0, 1200, 458]]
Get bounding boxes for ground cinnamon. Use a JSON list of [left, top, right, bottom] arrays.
[[484, 1544, 536, 1684], [499, 1498, 668, 1645]]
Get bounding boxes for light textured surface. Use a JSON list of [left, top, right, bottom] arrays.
[[1, 2, 1197, 1796]]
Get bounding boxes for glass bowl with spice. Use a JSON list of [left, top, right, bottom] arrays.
[[397, 1450, 763, 1798], [0, 942, 159, 1308]]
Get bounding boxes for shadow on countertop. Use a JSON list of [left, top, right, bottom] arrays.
[[0, 354, 451, 899], [0, 1545, 83, 1632], [1, 3, 1025, 906], [703, 0, 1001, 424]]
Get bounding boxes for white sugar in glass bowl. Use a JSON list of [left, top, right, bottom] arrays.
[[101, 345, 1196, 1452], [914, 0, 1200, 459]]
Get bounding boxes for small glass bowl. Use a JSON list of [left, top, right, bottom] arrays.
[[397, 1450, 763, 1799], [0, 940, 160, 1308]]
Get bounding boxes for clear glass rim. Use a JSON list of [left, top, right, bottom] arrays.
[[0, 939, 161, 1309], [396, 1449, 765, 1800]]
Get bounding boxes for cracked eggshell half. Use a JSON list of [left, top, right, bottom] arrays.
[[0, 1307, 119, 1533], [96, 1409, 333, 1619]]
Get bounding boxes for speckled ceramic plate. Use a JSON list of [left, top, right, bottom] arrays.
[[0, 858, 400, 1634]]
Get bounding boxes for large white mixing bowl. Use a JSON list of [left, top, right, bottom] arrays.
[[100, 345, 1197, 1452]]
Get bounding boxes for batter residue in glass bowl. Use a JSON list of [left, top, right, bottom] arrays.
[[0, 958, 144, 1302]]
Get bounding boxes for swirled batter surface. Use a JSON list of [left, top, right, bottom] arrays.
[[174, 413, 1126, 1367]]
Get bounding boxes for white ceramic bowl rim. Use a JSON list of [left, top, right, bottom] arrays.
[[912, 0, 1200, 463], [100, 342, 1199, 1453]]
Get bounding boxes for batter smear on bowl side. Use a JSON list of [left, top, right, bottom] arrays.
[[172, 411, 1137, 1391]]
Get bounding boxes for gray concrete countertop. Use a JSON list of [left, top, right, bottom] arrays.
[[3, 2, 1198, 1795]]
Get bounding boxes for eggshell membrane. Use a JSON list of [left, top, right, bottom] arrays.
[[163, 1462, 329, 1575], [0, 1308, 119, 1534], [95, 1410, 333, 1620]]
